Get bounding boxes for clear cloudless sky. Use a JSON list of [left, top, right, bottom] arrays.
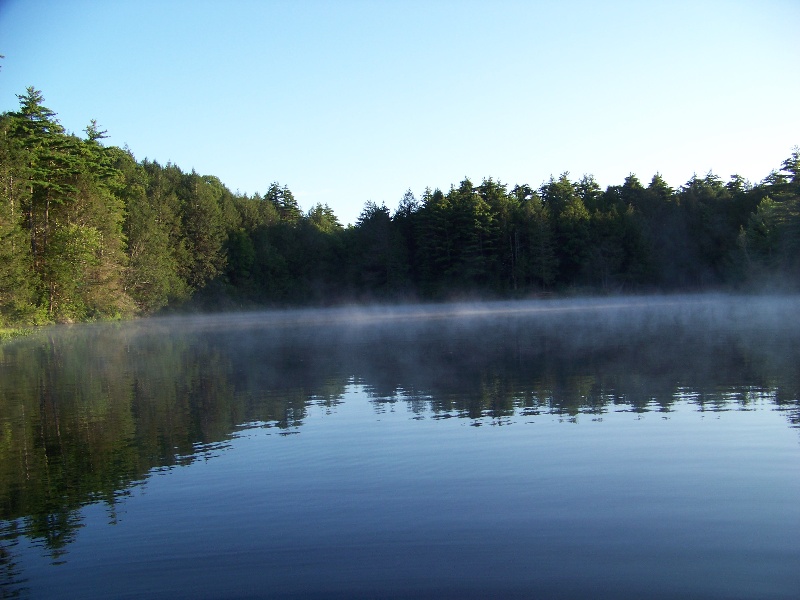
[[1, 0, 798, 225]]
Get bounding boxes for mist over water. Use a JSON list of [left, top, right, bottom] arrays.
[[1, 294, 799, 599], [125, 293, 800, 424]]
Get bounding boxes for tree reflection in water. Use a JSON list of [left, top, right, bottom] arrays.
[[0, 295, 798, 595]]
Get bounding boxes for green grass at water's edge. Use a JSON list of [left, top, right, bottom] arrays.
[[0, 327, 34, 342]]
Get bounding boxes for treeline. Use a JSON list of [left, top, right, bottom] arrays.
[[2, 87, 800, 325]]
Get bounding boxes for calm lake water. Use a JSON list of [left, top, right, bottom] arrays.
[[1, 295, 799, 599]]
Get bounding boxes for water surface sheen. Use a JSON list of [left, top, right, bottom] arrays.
[[1, 295, 799, 599]]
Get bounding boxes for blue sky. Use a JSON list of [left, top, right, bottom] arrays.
[[1, 0, 798, 225]]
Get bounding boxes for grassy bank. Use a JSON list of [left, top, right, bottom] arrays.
[[0, 327, 34, 342]]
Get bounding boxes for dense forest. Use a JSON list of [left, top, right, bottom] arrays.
[[1, 87, 799, 326]]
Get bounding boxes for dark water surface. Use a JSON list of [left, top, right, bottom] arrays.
[[1, 295, 799, 599]]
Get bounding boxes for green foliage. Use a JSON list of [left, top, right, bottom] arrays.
[[307, 202, 342, 234], [514, 191, 557, 290], [348, 201, 396, 293], [179, 173, 227, 288], [0, 85, 797, 325], [0, 89, 134, 323], [541, 174, 590, 284], [739, 194, 800, 284], [0, 117, 36, 324], [267, 182, 302, 223], [225, 229, 256, 286]]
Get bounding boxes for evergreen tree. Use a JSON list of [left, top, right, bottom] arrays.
[[540, 173, 590, 285], [678, 173, 738, 284], [446, 178, 495, 289], [307, 203, 342, 234], [477, 178, 516, 291], [74, 124, 133, 317], [738, 149, 800, 284], [2, 89, 132, 320], [415, 187, 451, 293], [351, 201, 394, 293], [392, 190, 420, 289], [180, 172, 226, 289], [514, 191, 557, 290], [0, 121, 36, 323], [266, 182, 302, 223], [115, 151, 187, 311]]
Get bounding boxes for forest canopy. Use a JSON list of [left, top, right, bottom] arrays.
[[1, 87, 799, 326]]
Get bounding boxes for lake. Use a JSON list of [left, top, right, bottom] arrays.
[[1, 295, 799, 599]]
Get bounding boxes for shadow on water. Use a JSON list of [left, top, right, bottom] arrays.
[[0, 294, 799, 595]]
